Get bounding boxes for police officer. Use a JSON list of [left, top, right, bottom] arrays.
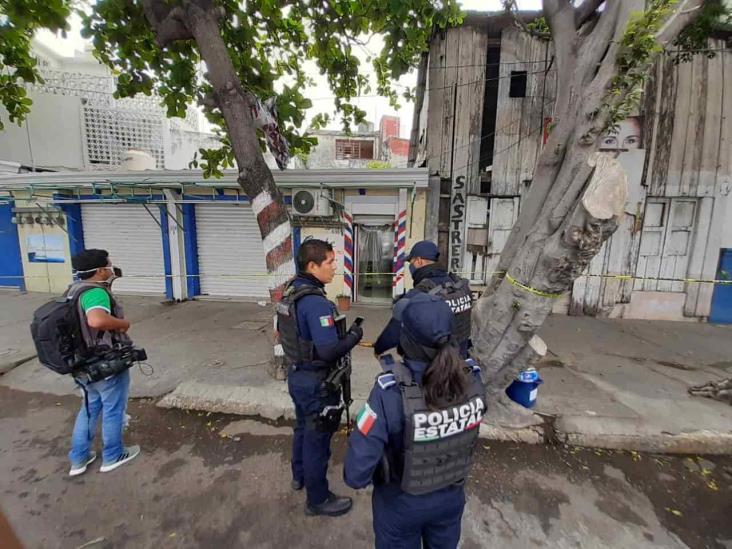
[[344, 292, 485, 548], [278, 238, 364, 516], [374, 240, 473, 358]]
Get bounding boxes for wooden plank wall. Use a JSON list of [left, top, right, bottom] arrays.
[[425, 26, 489, 184], [642, 40, 731, 317], [423, 25, 489, 272], [491, 28, 556, 196], [571, 40, 731, 318], [645, 40, 730, 198]]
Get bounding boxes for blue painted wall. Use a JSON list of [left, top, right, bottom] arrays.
[[710, 249, 732, 324], [0, 203, 24, 289]]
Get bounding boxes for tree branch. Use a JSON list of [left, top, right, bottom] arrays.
[[544, 0, 577, 77], [581, 0, 624, 87], [574, 0, 605, 30], [655, 0, 705, 46], [503, 0, 551, 40], [141, 0, 192, 47]]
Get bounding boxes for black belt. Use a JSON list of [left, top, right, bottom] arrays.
[[291, 361, 331, 372]]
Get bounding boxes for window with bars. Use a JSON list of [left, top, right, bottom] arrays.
[[83, 106, 165, 168], [335, 139, 374, 160]]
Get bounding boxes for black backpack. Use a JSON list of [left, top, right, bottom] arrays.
[[30, 285, 105, 375]]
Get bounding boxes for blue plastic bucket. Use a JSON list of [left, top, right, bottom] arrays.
[[505, 367, 543, 408]]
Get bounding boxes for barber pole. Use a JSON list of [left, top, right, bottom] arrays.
[[343, 210, 354, 298], [392, 209, 407, 298]]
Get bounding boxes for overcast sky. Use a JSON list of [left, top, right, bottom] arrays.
[[36, 0, 542, 138]]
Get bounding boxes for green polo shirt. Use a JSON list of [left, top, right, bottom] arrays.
[[79, 287, 112, 314]]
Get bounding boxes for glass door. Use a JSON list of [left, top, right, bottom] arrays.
[[355, 223, 394, 303]]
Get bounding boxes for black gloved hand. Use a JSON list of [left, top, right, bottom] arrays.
[[348, 322, 363, 342]]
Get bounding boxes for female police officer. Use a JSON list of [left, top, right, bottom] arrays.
[[344, 292, 486, 548]]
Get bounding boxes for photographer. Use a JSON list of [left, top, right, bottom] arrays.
[[67, 249, 140, 476]]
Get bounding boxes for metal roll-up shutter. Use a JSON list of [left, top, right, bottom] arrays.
[[81, 204, 166, 295], [195, 204, 270, 298]]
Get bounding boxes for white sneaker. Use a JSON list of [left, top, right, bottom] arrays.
[[99, 445, 141, 473], [69, 452, 97, 477]]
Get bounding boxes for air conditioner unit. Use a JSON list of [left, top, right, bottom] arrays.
[[291, 188, 333, 217]]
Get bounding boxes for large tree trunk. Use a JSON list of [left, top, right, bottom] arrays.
[[472, 0, 705, 427], [143, 0, 294, 378]]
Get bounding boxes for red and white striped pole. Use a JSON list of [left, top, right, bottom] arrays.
[[251, 189, 295, 379], [251, 189, 296, 299]]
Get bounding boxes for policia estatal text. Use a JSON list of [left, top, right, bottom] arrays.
[[278, 239, 363, 517]]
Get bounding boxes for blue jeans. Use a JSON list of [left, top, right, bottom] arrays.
[[69, 369, 130, 467]]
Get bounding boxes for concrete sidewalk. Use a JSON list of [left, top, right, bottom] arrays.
[[1, 290, 731, 453]]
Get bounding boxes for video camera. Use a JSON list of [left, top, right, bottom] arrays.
[[74, 343, 148, 383]]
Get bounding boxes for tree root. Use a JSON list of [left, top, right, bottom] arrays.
[[689, 378, 732, 405]]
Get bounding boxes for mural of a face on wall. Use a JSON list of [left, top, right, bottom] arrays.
[[600, 116, 643, 151]]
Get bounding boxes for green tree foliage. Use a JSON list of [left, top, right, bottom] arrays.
[[0, 0, 462, 175], [0, 0, 71, 130]]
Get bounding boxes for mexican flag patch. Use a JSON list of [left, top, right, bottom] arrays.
[[356, 403, 378, 436], [319, 315, 334, 327]]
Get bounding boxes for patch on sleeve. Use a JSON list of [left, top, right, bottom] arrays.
[[377, 373, 396, 390], [319, 315, 334, 328], [356, 402, 378, 436]]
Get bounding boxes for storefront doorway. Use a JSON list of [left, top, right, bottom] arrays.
[[355, 221, 394, 303]]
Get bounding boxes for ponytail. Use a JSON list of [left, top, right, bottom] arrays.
[[422, 343, 469, 410]]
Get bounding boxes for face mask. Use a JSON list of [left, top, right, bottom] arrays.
[[408, 263, 417, 277], [102, 266, 123, 286]]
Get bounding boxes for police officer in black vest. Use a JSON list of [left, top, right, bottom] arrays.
[[344, 292, 486, 548], [374, 240, 473, 358], [277, 238, 363, 516]]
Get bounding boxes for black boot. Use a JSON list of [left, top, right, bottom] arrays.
[[305, 492, 353, 517]]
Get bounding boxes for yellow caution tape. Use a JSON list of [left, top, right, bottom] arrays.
[[505, 273, 565, 299], [2, 272, 731, 284]]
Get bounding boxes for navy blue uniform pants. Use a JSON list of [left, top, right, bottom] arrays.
[[288, 368, 338, 506], [372, 483, 466, 549]]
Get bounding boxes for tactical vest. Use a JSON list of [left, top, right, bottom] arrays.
[[275, 282, 329, 368], [393, 362, 485, 496], [416, 274, 472, 346]]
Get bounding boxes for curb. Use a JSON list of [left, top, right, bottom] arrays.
[[156, 382, 732, 455], [0, 354, 37, 375], [157, 380, 293, 422], [555, 415, 732, 455], [479, 424, 545, 444]]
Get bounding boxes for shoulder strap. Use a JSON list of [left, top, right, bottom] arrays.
[[67, 282, 111, 302], [449, 273, 470, 290], [391, 362, 415, 386], [287, 284, 326, 302], [415, 278, 437, 292], [70, 283, 113, 348]]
